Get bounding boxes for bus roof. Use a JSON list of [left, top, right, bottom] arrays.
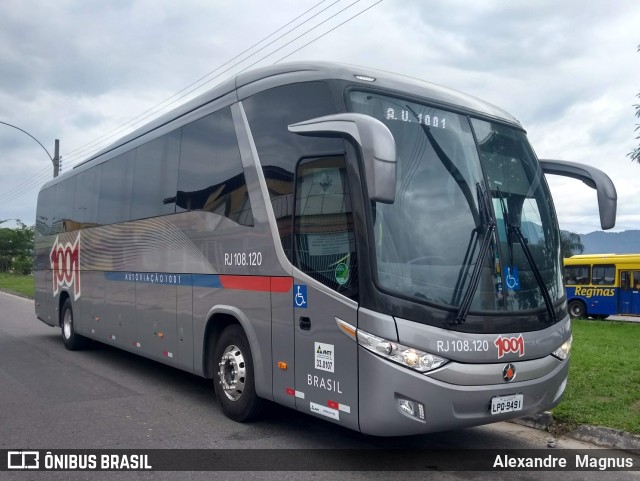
[[564, 253, 640, 265], [43, 61, 521, 190]]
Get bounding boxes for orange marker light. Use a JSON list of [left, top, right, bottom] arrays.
[[278, 361, 288, 370]]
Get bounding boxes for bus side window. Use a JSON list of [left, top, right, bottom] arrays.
[[242, 81, 342, 261], [131, 131, 180, 220], [176, 107, 253, 226], [592, 265, 615, 286], [564, 265, 589, 286], [98, 151, 135, 225], [293, 156, 358, 298]]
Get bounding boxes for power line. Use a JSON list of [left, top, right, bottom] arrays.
[[0, 0, 335, 205], [0, 167, 51, 204], [236, 0, 363, 74], [63, 0, 381, 168], [60, 0, 335, 166], [66, 0, 373, 167], [0, 0, 385, 208], [274, 0, 383, 63]]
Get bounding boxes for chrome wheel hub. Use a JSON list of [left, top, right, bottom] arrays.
[[63, 310, 72, 339], [217, 345, 246, 401]]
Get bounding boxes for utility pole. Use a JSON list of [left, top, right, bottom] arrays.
[[53, 139, 60, 177]]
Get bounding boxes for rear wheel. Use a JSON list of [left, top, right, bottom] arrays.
[[213, 324, 263, 422], [568, 300, 586, 319], [61, 298, 90, 350]]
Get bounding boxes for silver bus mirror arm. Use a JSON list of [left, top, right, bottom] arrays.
[[288, 113, 397, 204], [539, 159, 617, 230]]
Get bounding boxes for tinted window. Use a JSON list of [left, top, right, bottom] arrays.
[[243, 82, 342, 260], [97, 151, 135, 225], [177, 107, 252, 225], [131, 131, 181, 220], [54, 175, 76, 232], [36, 185, 56, 236], [592, 265, 615, 285], [294, 156, 357, 295], [564, 265, 590, 285], [73, 167, 101, 228]]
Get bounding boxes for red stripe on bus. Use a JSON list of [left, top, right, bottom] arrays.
[[219, 275, 293, 293], [271, 277, 293, 293]]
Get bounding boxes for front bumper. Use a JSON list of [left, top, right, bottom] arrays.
[[358, 346, 569, 436]]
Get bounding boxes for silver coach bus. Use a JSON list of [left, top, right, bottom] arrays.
[[34, 62, 617, 436]]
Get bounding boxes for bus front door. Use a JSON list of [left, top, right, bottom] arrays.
[[291, 155, 360, 431], [617, 270, 640, 315]]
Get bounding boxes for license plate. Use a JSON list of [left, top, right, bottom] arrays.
[[490, 394, 523, 415]]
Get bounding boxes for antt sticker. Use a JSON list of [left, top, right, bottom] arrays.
[[50, 233, 81, 300]]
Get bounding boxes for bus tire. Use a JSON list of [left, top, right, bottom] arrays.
[[568, 300, 586, 319], [213, 324, 263, 422], [61, 298, 90, 350]]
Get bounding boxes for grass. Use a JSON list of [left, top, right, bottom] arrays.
[[552, 319, 640, 434], [0, 272, 35, 298], [1, 273, 638, 434]]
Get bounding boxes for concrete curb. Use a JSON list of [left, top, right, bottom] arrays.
[[511, 412, 640, 451], [0, 288, 33, 300], [567, 425, 640, 451], [511, 411, 554, 431]]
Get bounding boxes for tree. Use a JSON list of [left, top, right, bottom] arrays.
[[560, 230, 584, 259], [630, 45, 640, 163], [0, 220, 35, 274]]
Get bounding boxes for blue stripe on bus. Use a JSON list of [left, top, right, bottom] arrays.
[[192, 274, 222, 288], [103, 272, 292, 292], [104, 271, 217, 287]]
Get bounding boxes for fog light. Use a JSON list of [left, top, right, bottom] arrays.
[[398, 399, 415, 416], [396, 396, 425, 421]]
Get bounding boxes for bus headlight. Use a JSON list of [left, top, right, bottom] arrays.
[[356, 329, 448, 373], [551, 335, 572, 360]]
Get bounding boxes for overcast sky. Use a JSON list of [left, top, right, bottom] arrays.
[[1, 0, 639, 234]]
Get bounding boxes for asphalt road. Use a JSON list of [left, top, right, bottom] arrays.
[[0, 291, 638, 481]]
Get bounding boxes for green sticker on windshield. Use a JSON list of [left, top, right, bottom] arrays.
[[335, 263, 349, 286]]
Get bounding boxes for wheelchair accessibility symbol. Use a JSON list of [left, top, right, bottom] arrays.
[[505, 266, 520, 291], [294, 284, 308, 308]]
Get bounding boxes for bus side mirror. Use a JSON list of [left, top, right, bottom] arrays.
[[288, 113, 397, 204], [539, 159, 617, 230]]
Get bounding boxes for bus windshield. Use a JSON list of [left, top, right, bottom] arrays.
[[349, 91, 563, 316]]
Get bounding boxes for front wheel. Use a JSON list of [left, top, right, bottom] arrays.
[[61, 298, 90, 350], [568, 300, 586, 319], [213, 325, 263, 422]]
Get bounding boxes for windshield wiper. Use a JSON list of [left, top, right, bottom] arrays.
[[405, 104, 480, 227], [403, 104, 494, 323], [496, 188, 557, 324], [454, 183, 495, 324]]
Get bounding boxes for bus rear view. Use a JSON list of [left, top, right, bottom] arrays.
[[35, 62, 617, 436]]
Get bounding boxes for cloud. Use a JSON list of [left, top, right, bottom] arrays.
[[0, 0, 638, 235]]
